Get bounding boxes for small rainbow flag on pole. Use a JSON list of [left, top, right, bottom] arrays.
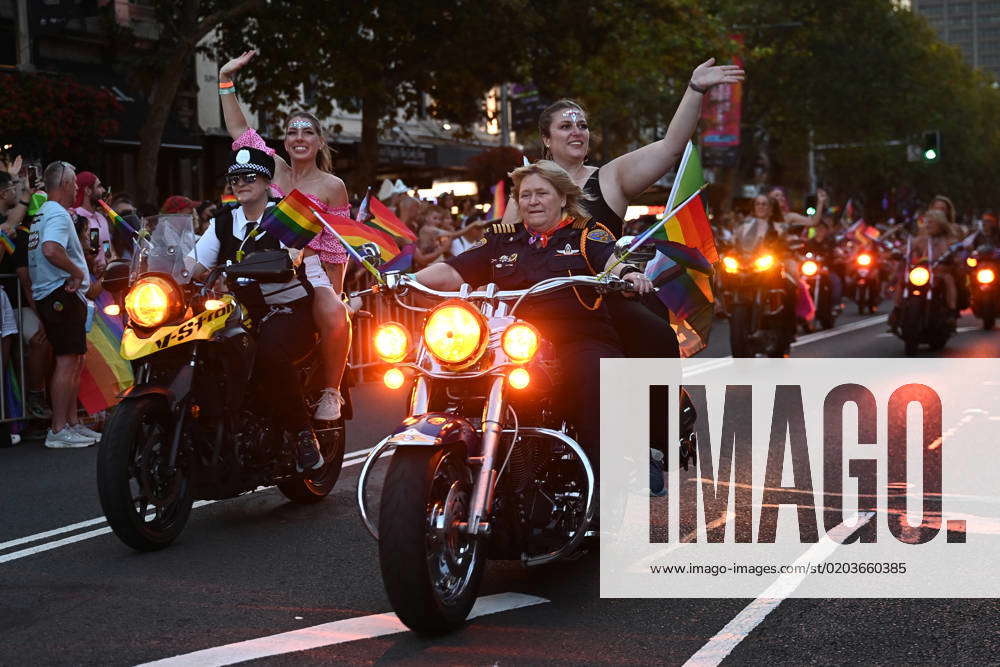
[[97, 199, 139, 236], [221, 193, 238, 205], [321, 213, 401, 263], [360, 193, 417, 242], [492, 180, 506, 219], [0, 231, 14, 255], [79, 288, 134, 414], [259, 189, 322, 249]]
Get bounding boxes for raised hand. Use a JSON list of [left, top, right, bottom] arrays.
[[2, 154, 23, 177], [690, 57, 746, 92], [219, 50, 256, 81]]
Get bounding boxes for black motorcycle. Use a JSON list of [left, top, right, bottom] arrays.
[[847, 245, 882, 315], [97, 215, 349, 551], [965, 245, 999, 330], [893, 238, 958, 355], [719, 245, 796, 357], [798, 250, 841, 331]]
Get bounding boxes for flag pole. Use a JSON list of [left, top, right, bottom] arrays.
[[310, 209, 386, 285], [599, 183, 710, 277]]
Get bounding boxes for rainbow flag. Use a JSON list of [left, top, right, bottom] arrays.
[[492, 180, 506, 219], [381, 243, 414, 273], [644, 142, 716, 357], [320, 212, 401, 263], [221, 193, 237, 205], [260, 189, 322, 249], [97, 199, 139, 236], [0, 231, 13, 255], [79, 289, 134, 415], [360, 193, 417, 242]]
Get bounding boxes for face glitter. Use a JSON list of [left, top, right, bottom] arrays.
[[288, 119, 313, 130]]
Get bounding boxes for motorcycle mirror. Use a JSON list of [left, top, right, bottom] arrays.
[[614, 235, 657, 263], [101, 259, 132, 294]]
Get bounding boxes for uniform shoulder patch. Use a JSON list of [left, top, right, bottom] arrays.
[[470, 237, 487, 249], [586, 228, 613, 243]]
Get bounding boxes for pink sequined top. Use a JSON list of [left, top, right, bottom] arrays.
[[232, 128, 349, 265]]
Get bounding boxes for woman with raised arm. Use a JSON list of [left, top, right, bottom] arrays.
[[218, 50, 350, 421], [501, 58, 744, 357]]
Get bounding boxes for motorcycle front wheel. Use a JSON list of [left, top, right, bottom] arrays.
[[278, 419, 346, 503], [729, 304, 753, 358], [378, 445, 485, 634], [97, 397, 193, 551]]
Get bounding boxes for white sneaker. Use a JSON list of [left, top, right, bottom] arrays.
[[71, 423, 101, 443], [45, 427, 95, 449], [313, 387, 343, 421]]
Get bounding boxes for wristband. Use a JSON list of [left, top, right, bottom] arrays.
[[688, 80, 708, 94], [218, 80, 234, 89], [219, 87, 236, 96]]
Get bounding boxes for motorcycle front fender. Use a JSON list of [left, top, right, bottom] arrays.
[[119, 381, 185, 412], [387, 412, 479, 456]]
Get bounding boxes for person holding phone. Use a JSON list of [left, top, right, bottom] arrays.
[[72, 171, 111, 275]]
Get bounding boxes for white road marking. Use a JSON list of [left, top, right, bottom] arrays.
[[135, 592, 549, 667], [682, 511, 875, 667]]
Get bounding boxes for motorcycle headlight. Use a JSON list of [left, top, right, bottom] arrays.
[[723, 256, 740, 274], [909, 267, 931, 287], [753, 254, 775, 272], [373, 322, 410, 363], [967, 257, 978, 268], [801, 260, 819, 277], [501, 322, 539, 363], [977, 268, 995, 285], [857, 253, 873, 267], [124, 276, 184, 328], [423, 300, 488, 369]]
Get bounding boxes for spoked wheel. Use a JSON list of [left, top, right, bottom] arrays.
[[97, 397, 193, 551], [378, 446, 485, 634], [278, 419, 346, 503]]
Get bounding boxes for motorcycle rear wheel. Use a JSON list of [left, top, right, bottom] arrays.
[[97, 397, 193, 551], [277, 419, 346, 503], [378, 446, 485, 634]]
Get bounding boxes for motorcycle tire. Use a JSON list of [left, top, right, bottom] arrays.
[[729, 304, 753, 358], [277, 419, 346, 503], [97, 397, 193, 551], [984, 317, 995, 331], [904, 338, 919, 356], [378, 445, 485, 634]]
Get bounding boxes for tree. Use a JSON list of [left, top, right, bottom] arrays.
[[110, 0, 264, 206], [213, 0, 535, 192]]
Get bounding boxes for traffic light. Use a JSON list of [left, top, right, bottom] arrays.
[[922, 131, 940, 162]]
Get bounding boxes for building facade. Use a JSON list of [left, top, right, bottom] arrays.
[[912, 0, 1000, 80]]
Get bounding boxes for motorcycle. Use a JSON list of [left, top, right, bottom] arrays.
[[798, 250, 841, 331], [965, 245, 999, 330], [847, 244, 882, 315], [893, 238, 959, 355], [354, 269, 639, 633], [719, 245, 796, 357], [96, 215, 349, 552]]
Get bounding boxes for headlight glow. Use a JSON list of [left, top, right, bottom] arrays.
[[373, 322, 410, 363], [124, 276, 183, 328], [754, 254, 775, 272], [977, 268, 995, 284], [384, 368, 405, 389], [967, 257, 978, 268], [909, 267, 931, 287], [801, 260, 819, 277], [423, 301, 487, 368], [723, 256, 739, 274], [857, 253, 873, 267], [508, 368, 530, 389], [501, 322, 539, 363]]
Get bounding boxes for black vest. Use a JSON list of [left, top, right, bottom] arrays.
[[214, 203, 282, 265]]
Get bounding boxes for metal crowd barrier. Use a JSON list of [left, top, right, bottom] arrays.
[[349, 283, 424, 382]]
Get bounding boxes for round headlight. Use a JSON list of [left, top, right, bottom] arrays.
[[967, 257, 978, 268], [977, 268, 995, 284], [801, 260, 818, 277], [754, 254, 775, 272], [423, 301, 487, 368], [501, 322, 539, 363], [857, 253, 873, 267], [373, 322, 410, 363], [124, 276, 183, 328], [723, 256, 739, 274], [909, 267, 931, 287]]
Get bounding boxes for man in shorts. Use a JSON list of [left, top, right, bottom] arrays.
[[27, 161, 99, 448]]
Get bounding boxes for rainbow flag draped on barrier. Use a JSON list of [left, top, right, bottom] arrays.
[[644, 141, 717, 358], [259, 189, 323, 249], [79, 289, 133, 415], [359, 192, 417, 242]]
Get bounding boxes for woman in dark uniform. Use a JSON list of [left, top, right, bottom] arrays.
[[415, 161, 651, 468], [500, 58, 744, 358]]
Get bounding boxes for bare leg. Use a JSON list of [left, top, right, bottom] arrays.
[[312, 285, 350, 390]]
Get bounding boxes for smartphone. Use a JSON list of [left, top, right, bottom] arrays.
[[27, 165, 39, 187], [89, 229, 100, 254]]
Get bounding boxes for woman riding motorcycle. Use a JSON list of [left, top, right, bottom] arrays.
[[414, 160, 651, 468]]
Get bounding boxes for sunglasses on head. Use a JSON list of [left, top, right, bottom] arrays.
[[226, 173, 258, 186]]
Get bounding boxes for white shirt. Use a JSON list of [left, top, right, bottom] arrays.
[[192, 204, 307, 305]]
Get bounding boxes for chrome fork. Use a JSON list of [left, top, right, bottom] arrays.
[[465, 375, 505, 536]]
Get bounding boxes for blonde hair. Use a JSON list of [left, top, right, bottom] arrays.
[[509, 160, 591, 223], [286, 110, 333, 173]]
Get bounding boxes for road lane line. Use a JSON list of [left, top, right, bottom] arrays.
[[682, 511, 875, 667], [135, 592, 549, 667], [0, 516, 109, 552], [0, 526, 113, 564]]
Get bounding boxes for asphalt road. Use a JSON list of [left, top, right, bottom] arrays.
[[2, 300, 998, 665]]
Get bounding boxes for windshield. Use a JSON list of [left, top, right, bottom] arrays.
[[130, 214, 197, 285]]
